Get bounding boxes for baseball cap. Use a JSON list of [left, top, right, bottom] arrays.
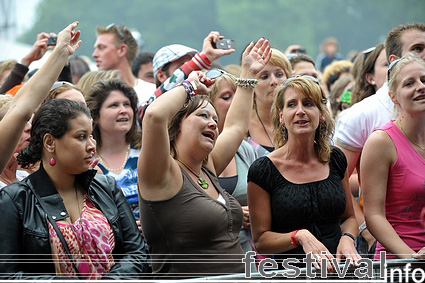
[[153, 44, 198, 78]]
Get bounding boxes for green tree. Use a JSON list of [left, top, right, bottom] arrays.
[[20, 0, 425, 66]]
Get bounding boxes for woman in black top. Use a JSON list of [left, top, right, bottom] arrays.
[[248, 76, 360, 272]]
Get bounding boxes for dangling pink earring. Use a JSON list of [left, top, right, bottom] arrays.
[[49, 157, 56, 166]]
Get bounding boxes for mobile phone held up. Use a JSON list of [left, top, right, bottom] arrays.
[[47, 35, 57, 46], [213, 39, 235, 50]]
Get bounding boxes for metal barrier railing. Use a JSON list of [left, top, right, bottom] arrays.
[[184, 258, 422, 281]]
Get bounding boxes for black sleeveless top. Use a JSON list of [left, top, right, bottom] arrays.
[[248, 147, 347, 262]]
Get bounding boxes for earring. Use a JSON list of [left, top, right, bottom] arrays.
[[282, 125, 288, 141], [319, 122, 327, 139], [371, 81, 376, 86], [49, 157, 56, 166]]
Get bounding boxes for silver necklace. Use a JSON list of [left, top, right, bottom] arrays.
[[255, 107, 274, 147]]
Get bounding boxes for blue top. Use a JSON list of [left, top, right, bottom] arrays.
[[98, 147, 140, 219]]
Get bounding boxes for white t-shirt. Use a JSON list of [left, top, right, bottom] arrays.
[[334, 83, 395, 151], [133, 78, 156, 107], [0, 170, 30, 190]]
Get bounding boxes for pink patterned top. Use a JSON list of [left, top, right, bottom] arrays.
[[48, 195, 115, 279]]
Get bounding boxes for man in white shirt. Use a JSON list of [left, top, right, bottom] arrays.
[[92, 24, 155, 106]]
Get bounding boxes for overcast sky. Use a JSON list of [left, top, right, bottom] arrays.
[[14, 0, 40, 39]]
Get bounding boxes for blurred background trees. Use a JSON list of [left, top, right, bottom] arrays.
[[17, 0, 425, 66]]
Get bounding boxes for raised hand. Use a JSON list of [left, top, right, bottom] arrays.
[[202, 31, 235, 62], [188, 71, 215, 95], [21, 32, 53, 66], [240, 38, 271, 77], [56, 21, 82, 56]]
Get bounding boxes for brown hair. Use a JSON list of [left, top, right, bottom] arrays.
[[329, 74, 354, 118], [169, 95, 213, 159], [385, 23, 425, 60], [351, 43, 385, 104], [289, 54, 316, 68], [271, 77, 334, 163]]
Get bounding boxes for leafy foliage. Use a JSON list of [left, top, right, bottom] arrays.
[[20, 0, 425, 66]]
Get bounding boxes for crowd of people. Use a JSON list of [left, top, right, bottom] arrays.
[[0, 20, 424, 280]]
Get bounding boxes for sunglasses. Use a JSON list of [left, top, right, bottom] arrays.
[[50, 81, 73, 92], [363, 46, 376, 63], [205, 68, 228, 79], [105, 23, 126, 44], [387, 58, 402, 82], [281, 75, 320, 86], [282, 75, 326, 103]]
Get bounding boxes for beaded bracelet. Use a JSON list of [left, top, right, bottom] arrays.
[[179, 79, 197, 105], [235, 78, 258, 88]]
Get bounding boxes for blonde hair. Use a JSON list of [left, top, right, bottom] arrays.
[[271, 77, 334, 163], [224, 64, 241, 77], [77, 70, 120, 96], [253, 48, 293, 110], [388, 54, 425, 94], [0, 60, 17, 84], [42, 84, 84, 105], [0, 94, 13, 120], [269, 48, 293, 79], [97, 25, 139, 65], [388, 54, 425, 117], [209, 72, 237, 102], [322, 60, 353, 92]]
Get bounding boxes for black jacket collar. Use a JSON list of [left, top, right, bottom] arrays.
[[28, 164, 97, 221]]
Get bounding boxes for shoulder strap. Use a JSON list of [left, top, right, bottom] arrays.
[[28, 186, 82, 277]]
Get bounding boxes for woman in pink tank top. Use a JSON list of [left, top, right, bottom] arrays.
[[361, 54, 425, 260]]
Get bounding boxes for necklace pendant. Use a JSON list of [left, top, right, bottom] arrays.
[[198, 178, 209, 189]]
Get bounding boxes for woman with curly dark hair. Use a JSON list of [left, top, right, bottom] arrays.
[[0, 99, 150, 279]]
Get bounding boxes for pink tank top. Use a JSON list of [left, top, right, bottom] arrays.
[[374, 121, 425, 259]]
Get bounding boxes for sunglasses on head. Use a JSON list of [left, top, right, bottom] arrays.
[[363, 46, 376, 63], [205, 68, 228, 79], [50, 81, 73, 92], [281, 75, 320, 86], [387, 58, 402, 82], [105, 23, 126, 44], [282, 75, 326, 103]]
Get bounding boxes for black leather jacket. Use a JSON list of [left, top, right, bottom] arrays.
[[0, 165, 151, 280]]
